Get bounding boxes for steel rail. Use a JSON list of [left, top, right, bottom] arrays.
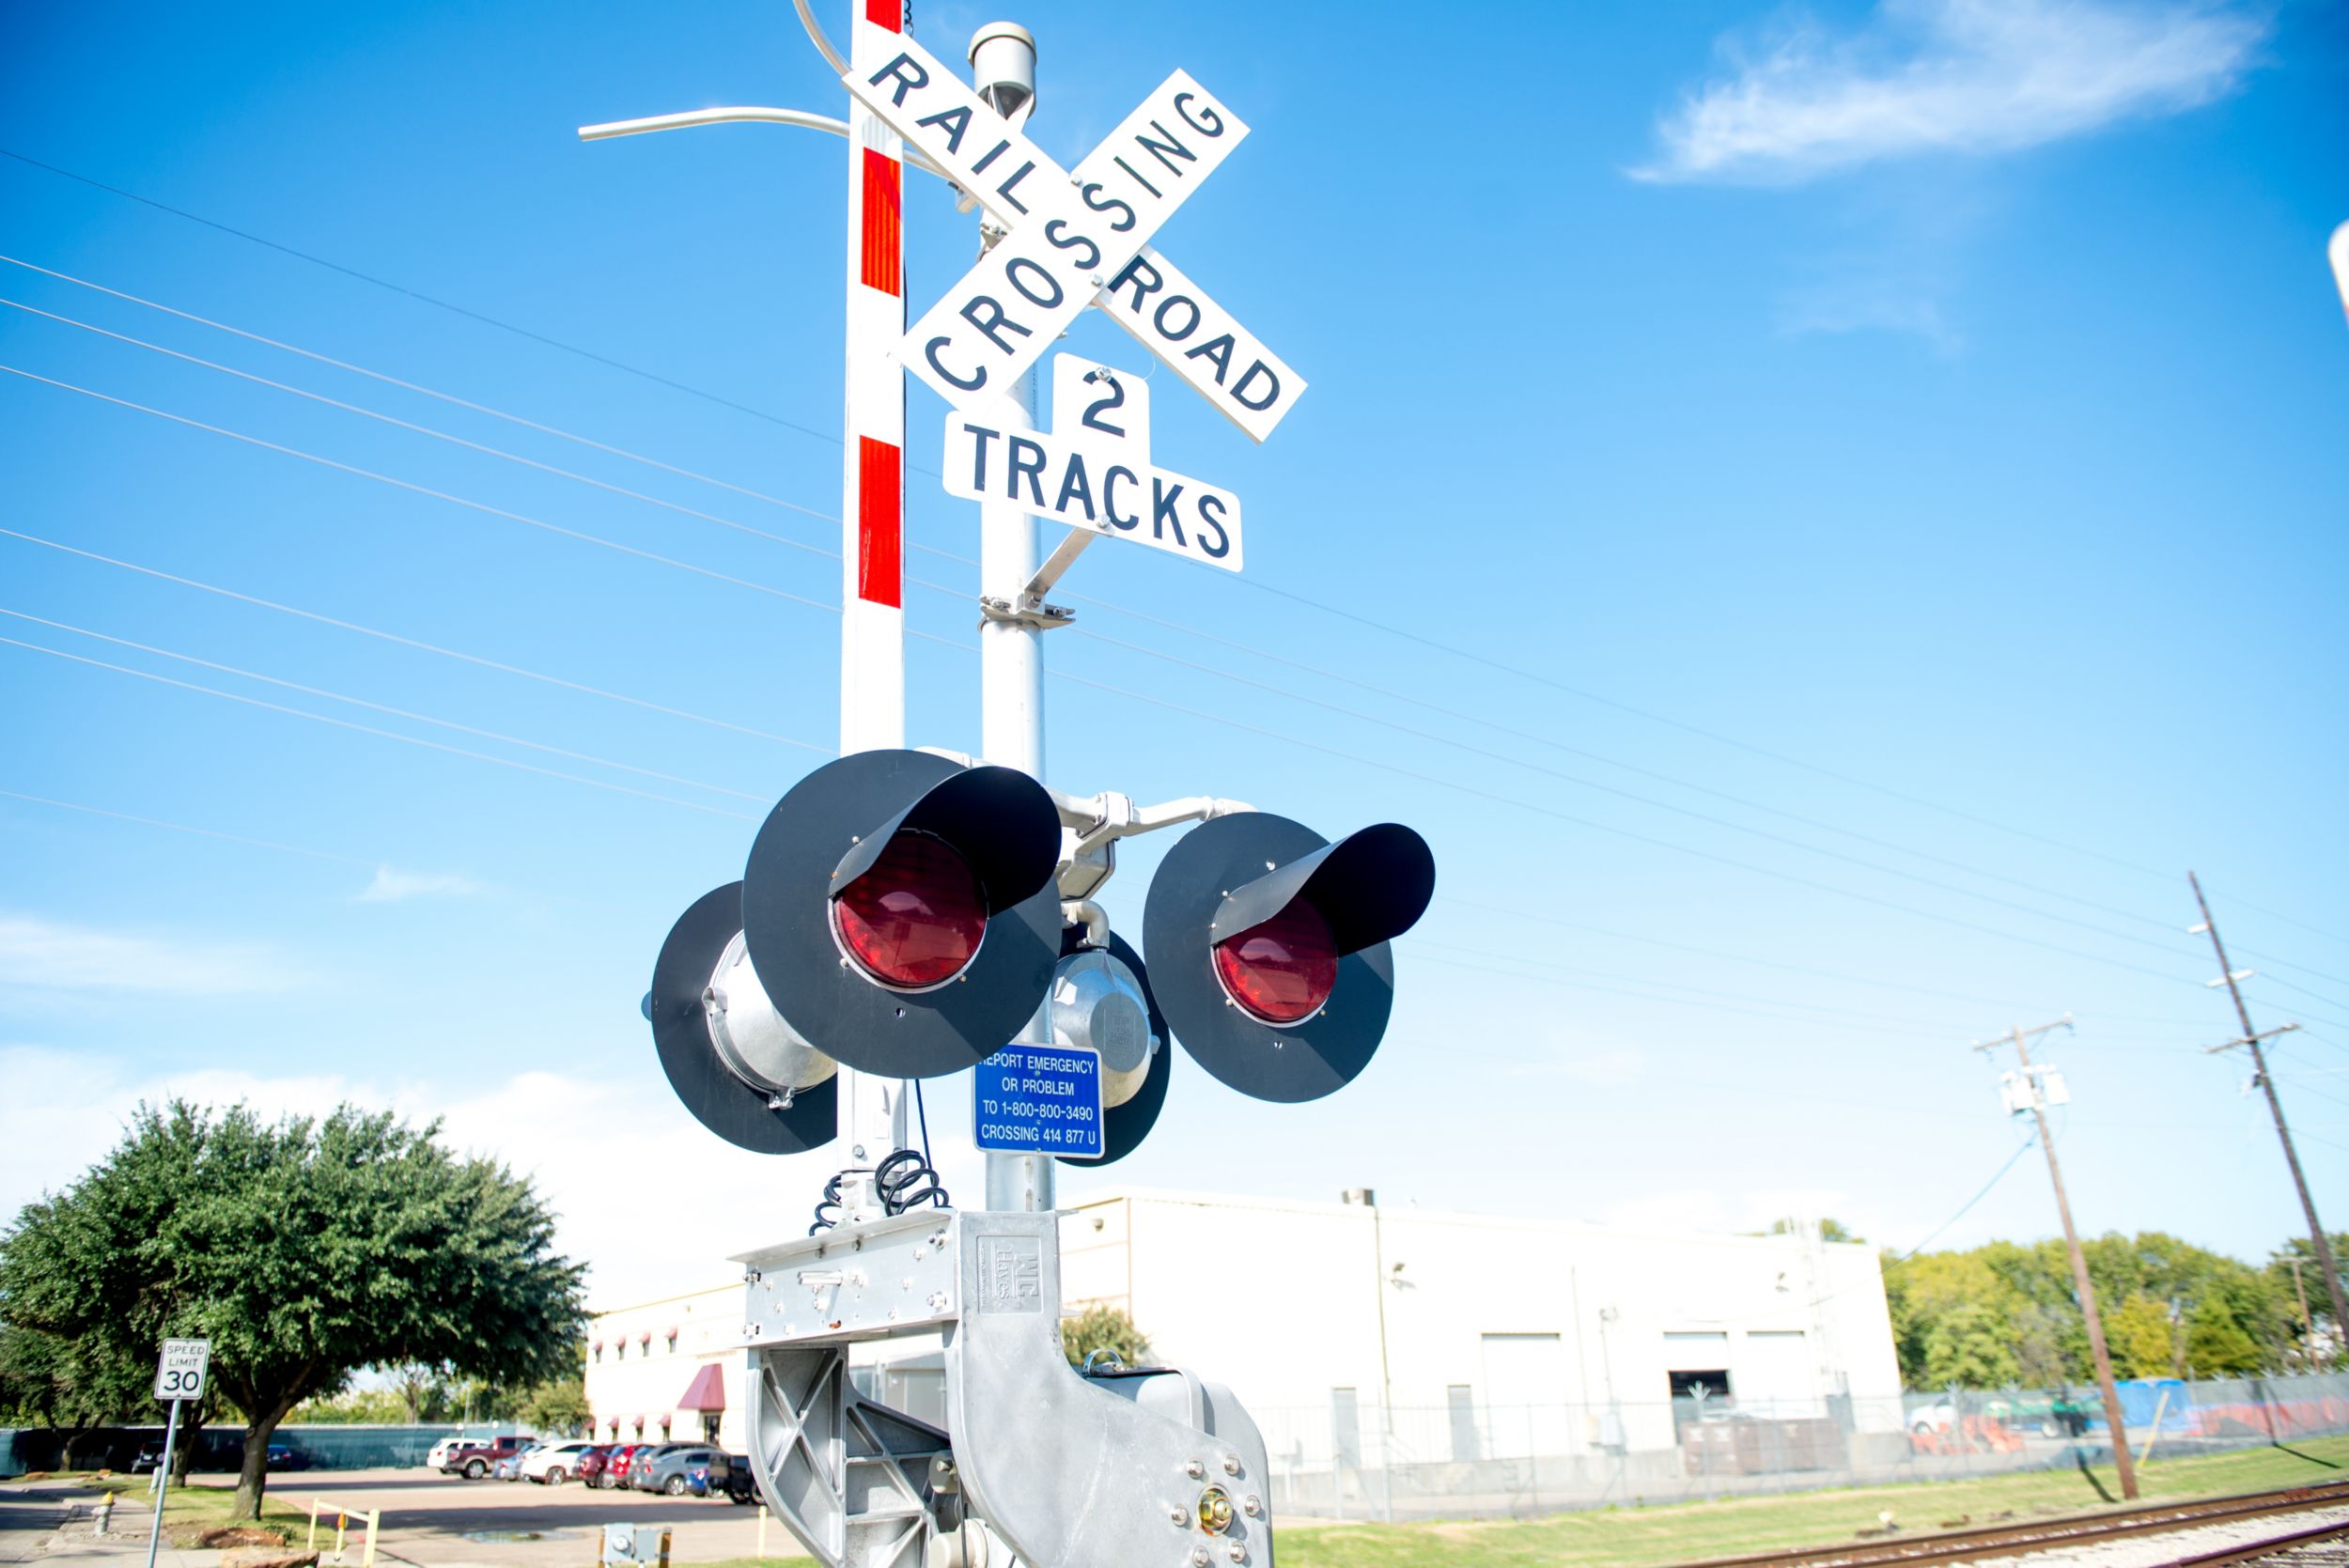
[[2146, 1515, 2349, 1568], [1664, 1480, 2349, 1568]]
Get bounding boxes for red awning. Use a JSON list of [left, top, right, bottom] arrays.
[[677, 1363, 727, 1412]]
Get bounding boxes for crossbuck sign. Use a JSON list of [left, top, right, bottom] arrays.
[[847, 37, 1305, 442]]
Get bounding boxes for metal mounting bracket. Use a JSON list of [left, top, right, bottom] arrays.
[[977, 595, 1075, 632]]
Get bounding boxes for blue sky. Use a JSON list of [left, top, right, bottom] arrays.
[[3, 0, 2345, 1311]]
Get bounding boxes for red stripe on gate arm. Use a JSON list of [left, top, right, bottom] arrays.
[[856, 437, 902, 608], [861, 149, 902, 298], [864, 0, 901, 32]]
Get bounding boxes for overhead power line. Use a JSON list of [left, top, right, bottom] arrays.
[[0, 363, 838, 613], [0, 253, 845, 514], [0, 158, 2197, 893], [0, 528, 832, 754], [0, 633, 759, 821], [0, 149, 839, 444], [0, 608, 770, 803], [0, 293, 839, 556], [12, 251, 2327, 969]]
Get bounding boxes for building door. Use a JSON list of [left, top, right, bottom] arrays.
[[1330, 1388, 1361, 1470], [1447, 1385, 1480, 1463], [1480, 1333, 1568, 1458]]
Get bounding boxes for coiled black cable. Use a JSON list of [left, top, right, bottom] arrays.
[[877, 1148, 948, 1215], [806, 1173, 844, 1236], [807, 1149, 947, 1234]]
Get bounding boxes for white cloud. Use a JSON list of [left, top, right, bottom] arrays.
[[357, 865, 490, 903], [0, 913, 296, 996], [1638, 0, 2267, 184]]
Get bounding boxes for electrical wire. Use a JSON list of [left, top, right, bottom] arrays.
[[0, 150, 841, 444], [901, 630, 2210, 990], [0, 364, 841, 614], [0, 633, 759, 821], [0, 253, 848, 514], [0, 608, 770, 803], [0, 235, 2206, 908], [4, 256, 2313, 972], [0, 527, 833, 756], [0, 292, 840, 553], [1057, 619, 2208, 962], [2, 273, 2330, 999], [0, 786, 374, 867]]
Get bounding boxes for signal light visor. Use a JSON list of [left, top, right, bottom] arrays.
[[832, 832, 988, 989], [1212, 901, 1338, 1024]]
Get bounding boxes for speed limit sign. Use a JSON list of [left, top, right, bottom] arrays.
[[154, 1338, 209, 1403]]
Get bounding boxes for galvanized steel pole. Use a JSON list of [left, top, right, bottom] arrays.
[[970, 22, 1055, 1218]]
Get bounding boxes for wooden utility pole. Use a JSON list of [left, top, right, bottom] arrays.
[[2189, 872, 2347, 1365], [1975, 1017, 2139, 1498]]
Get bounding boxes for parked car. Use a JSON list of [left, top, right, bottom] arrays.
[[599, 1443, 647, 1490], [131, 1442, 165, 1475], [625, 1443, 690, 1493], [442, 1434, 531, 1479], [521, 1440, 602, 1485], [492, 1443, 539, 1481], [425, 1435, 469, 1470], [575, 1447, 611, 1487], [718, 1455, 757, 1506], [266, 1445, 308, 1471], [637, 1446, 723, 1497]]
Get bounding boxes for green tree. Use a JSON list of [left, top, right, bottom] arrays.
[[2185, 1298, 2263, 1376], [0, 1101, 583, 1519], [293, 1387, 411, 1424], [521, 1376, 593, 1436], [1061, 1304, 1153, 1370], [1919, 1302, 2020, 1389], [2107, 1293, 2176, 1379]]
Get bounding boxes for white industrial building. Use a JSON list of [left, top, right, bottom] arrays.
[[583, 1187, 1904, 1514]]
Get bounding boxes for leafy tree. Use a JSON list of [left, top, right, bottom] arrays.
[[1061, 1304, 1153, 1370], [1920, 1302, 2020, 1389], [293, 1387, 412, 1424], [0, 1101, 583, 1519], [2186, 1298, 2264, 1376], [522, 1376, 593, 1436], [2106, 1294, 2176, 1379]]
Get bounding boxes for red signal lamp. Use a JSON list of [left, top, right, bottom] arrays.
[[832, 832, 989, 990], [1212, 901, 1338, 1023]]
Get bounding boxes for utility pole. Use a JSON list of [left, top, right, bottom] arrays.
[[2288, 1257, 2315, 1371], [2190, 871, 2346, 1363], [1975, 1017, 2139, 1498]]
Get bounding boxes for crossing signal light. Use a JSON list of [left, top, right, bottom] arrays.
[[1047, 928, 1170, 1166], [739, 749, 1064, 1079], [1143, 815, 1435, 1103], [649, 881, 839, 1155]]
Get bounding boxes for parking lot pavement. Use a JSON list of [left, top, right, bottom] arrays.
[[267, 1468, 807, 1567]]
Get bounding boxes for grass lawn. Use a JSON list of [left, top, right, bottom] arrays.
[[81, 1471, 316, 1547], [1279, 1436, 2349, 1568]]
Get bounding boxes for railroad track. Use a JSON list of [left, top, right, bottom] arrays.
[[2147, 1514, 2349, 1568], [1668, 1479, 2349, 1568]]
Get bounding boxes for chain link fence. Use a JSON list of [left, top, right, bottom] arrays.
[[1251, 1374, 2349, 1521]]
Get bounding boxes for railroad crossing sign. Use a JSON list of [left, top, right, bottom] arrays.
[[846, 35, 1305, 442], [154, 1338, 209, 1404], [942, 353, 1242, 572]]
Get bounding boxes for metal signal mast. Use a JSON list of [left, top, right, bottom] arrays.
[[588, 9, 1434, 1565]]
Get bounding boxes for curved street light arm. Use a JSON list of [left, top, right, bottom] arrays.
[[792, 0, 851, 76], [575, 107, 955, 185]]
